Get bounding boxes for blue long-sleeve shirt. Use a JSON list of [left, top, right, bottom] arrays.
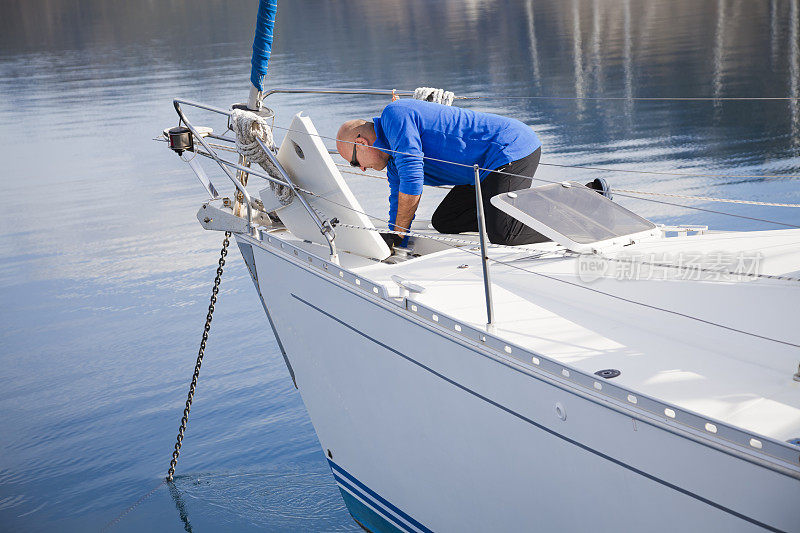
[[372, 99, 541, 229]]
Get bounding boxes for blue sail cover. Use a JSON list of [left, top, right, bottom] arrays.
[[250, 0, 277, 91]]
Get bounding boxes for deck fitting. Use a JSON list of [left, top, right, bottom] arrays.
[[595, 369, 621, 379]]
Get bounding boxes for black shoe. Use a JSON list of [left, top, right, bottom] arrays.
[[585, 178, 612, 200]]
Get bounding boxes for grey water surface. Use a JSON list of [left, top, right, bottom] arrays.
[[1, 0, 799, 531]]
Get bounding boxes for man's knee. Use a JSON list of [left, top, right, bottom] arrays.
[[431, 210, 445, 233], [431, 208, 457, 234], [486, 221, 513, 245]]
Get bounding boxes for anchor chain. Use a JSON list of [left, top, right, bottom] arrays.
[[166, 231, 231, 482]]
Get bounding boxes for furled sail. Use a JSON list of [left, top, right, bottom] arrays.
[[250, 0, 277, 92]]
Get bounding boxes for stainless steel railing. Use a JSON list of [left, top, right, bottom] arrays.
[[172, 99, 255, 234], [172, 97, 339, 262], [261, 87, 414, 98], [173, 87, 494, 325]]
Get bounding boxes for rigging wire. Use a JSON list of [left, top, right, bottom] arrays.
[[195, 119, 800, 347], [333, 163, 800, 208], [195, 144, 800, 284], [271, 125, 800, 229], [293, 192, 800, 349], [249, 160, 800, 283], [284, 125, 800, 182], [609, 188, 800, 208], [607, 192, 800, 228], [536, 162, 800, 181], [305, 171, 800, 284], [295, 185, 800, 284], [457, 95, 800, 101]]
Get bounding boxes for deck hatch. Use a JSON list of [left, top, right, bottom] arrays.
[[491, 182, 658, 252]]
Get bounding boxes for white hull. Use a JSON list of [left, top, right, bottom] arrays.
[[238, 234, 800, 533]]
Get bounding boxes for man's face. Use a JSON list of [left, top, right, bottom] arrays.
[[338, 138, 388, 172]]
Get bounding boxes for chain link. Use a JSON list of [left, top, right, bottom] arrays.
[[166, 231, 231, 482]]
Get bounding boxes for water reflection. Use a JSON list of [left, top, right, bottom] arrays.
[[712, 0, 727, 106], [572, 0, 587, 114], [623, 0, 633, 118], [1, 1, 799, 531], [524, 1, 542, 92], [790, 0, 800, 144], [168, 482, 194, 533]]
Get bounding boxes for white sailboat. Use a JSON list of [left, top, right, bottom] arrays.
[[161, 2, 800, 531]]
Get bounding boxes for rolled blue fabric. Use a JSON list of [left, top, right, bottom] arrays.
[[250, 0, 277, 91]]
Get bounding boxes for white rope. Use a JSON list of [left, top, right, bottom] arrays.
[[230, 109, 294, 206], [613, 188, 800, 208], [413, 87, 455, 106]]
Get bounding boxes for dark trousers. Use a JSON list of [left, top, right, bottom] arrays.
[[431, 148, 547, 245]]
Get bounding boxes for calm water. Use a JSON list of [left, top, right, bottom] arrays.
[[1, 1, 799, 531]]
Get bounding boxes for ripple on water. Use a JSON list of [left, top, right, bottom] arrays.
[[1, 1, 799, 531]]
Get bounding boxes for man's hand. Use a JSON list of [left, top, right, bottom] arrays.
[[380, 232, 403, 249]]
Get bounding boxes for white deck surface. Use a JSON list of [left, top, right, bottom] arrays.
[[355, 228, 800, 443]]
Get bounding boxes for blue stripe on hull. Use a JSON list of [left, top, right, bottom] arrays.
[[337, 482, 406, 533], [328, 459, 432, 533]]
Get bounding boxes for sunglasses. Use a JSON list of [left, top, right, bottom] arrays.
[[349, 134, 362, 167]]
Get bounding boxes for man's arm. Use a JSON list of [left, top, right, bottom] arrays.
[[381, 103, 425, 244], [394, 192, 421, 236]]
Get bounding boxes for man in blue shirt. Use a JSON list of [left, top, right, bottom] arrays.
[[336, 99, 607, 247]]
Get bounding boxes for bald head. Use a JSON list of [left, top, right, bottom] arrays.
[[335, 119, 388, 171], [336, 119, 373, 151]]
